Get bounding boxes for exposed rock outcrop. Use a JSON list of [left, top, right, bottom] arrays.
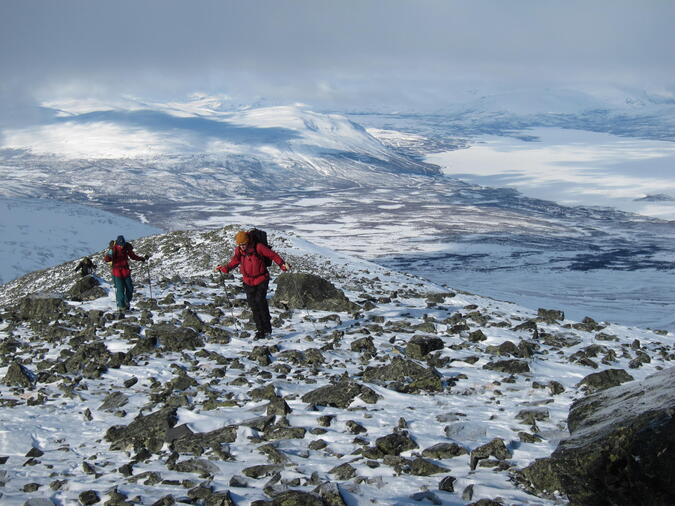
[[272, 273, 359, 312], [517, 366, 675, 505]]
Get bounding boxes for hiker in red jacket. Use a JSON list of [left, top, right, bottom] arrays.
[[104, 235, 148, 314], [216, 230, 289, 339]]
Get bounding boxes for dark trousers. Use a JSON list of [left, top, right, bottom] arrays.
[[113, 275, 134, 309], [244, 280, 272, 333]]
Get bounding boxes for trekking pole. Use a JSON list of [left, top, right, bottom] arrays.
[[146, 260, 153, 300], [220, 274, 241, 334]]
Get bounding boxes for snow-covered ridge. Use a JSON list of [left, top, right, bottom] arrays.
[[1, 101, 438, 177], [0, 225, 672, 504]]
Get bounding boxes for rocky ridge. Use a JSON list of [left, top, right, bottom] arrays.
[[0, 226, 673, 505]]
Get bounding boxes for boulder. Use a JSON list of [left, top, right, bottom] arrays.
[[362, 356, 443, 393], [105, 407, 178, 452], [482, 359, 530, 374], [537, 308, 565, 323], [376, 431, 419, 456], [271, 273, 359, 312], [170, 425, 238, 456], [68, 275, 106, 301], [301, 378, 380, 408], [14, 294, 67, 321], [405, 335, 444, 359], [145, 323, 204, 351], [577, 368, 634, 394], [2, 362, 35, 388], [422, 442, 469, 459], [517, 366, 675, 505]]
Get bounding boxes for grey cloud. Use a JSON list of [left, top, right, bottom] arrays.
[[1, 0, 674, 110]]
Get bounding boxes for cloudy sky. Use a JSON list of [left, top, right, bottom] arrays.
[[1, 0, 674, 117]]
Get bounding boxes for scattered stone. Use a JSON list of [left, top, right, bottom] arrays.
[[242, 464, 283, 479], [362, 356, 442, 393], [375, 431, 418, 456], [145, 323, 204, 351], [577, 368, 634, 393], [68, 275, 106, 301], [13, 295, 67, 322], [329, 462, 357, 480], [439, 475, 456, 492], [105, 407, 178, 452], [422, 442, 469, 459], [99, 391, 129, 412], [470, 438, 512, 470], [2, 362, 35, 387], [405, 335, 445, 359], [301, 378, 380, 408], [78, 490, 100, 505], [482, 359, 530, 374]]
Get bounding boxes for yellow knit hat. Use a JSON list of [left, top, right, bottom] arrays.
[[235, 231, 249, 245]]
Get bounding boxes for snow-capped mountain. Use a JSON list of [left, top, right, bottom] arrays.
[[0, 226, 671, 504], [1, 100, 674, 332]]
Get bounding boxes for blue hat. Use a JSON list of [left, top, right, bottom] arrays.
[[116, 235, 126, 246]]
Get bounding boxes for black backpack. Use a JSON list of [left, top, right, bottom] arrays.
[[248, 228, 272, 267]]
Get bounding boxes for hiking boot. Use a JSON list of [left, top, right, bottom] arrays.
[[254, 331, 266, 340]]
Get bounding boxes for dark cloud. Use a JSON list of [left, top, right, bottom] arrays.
[[1, 0, 674, 110]]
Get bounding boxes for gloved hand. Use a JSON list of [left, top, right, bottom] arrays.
[[281, 263, 290, 271]]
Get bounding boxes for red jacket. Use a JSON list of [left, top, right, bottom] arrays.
[[104, 243, 145, 278], [218, 243, 286, 286]]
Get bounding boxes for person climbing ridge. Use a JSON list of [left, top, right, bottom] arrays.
[[215, 229, 289, 339], [104, 235, 148, 316], [75, 257, 96, 277]]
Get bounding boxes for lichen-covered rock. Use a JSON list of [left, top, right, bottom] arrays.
[[314, 482, 347, 506], [2, 362, 35, 387], [251, 490, 326, 505], [301, 378, 380, 408], [375, 431, 418, 456], [145, 323, 204, 351], [405, 335, 444, 359], [517, 366, 675, 505], [409, 456, 449, 476], [362, 356, 443, 393], [98, 391, 129, 412], [470, 438, 513, 470], [537, 308, 564, 323], [482, 359, 530, 374], [14, 294, 67, 321], [68, 275, 106, 302], [171, 425, 238, 456], [64, 342, 112, 379], [422, 442, 469, 459], [577, 368, 634, 393], [271, 273, 359, 312], [105, 407, 178, 452]]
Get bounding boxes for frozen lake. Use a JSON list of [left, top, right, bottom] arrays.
[[427, 127, 675, 220]]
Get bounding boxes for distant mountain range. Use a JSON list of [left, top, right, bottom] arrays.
[[1, 93, 674, 330]]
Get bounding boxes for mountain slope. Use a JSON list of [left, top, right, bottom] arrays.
[[0, 197, 160, 284], [0, 226, 672, 504]]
